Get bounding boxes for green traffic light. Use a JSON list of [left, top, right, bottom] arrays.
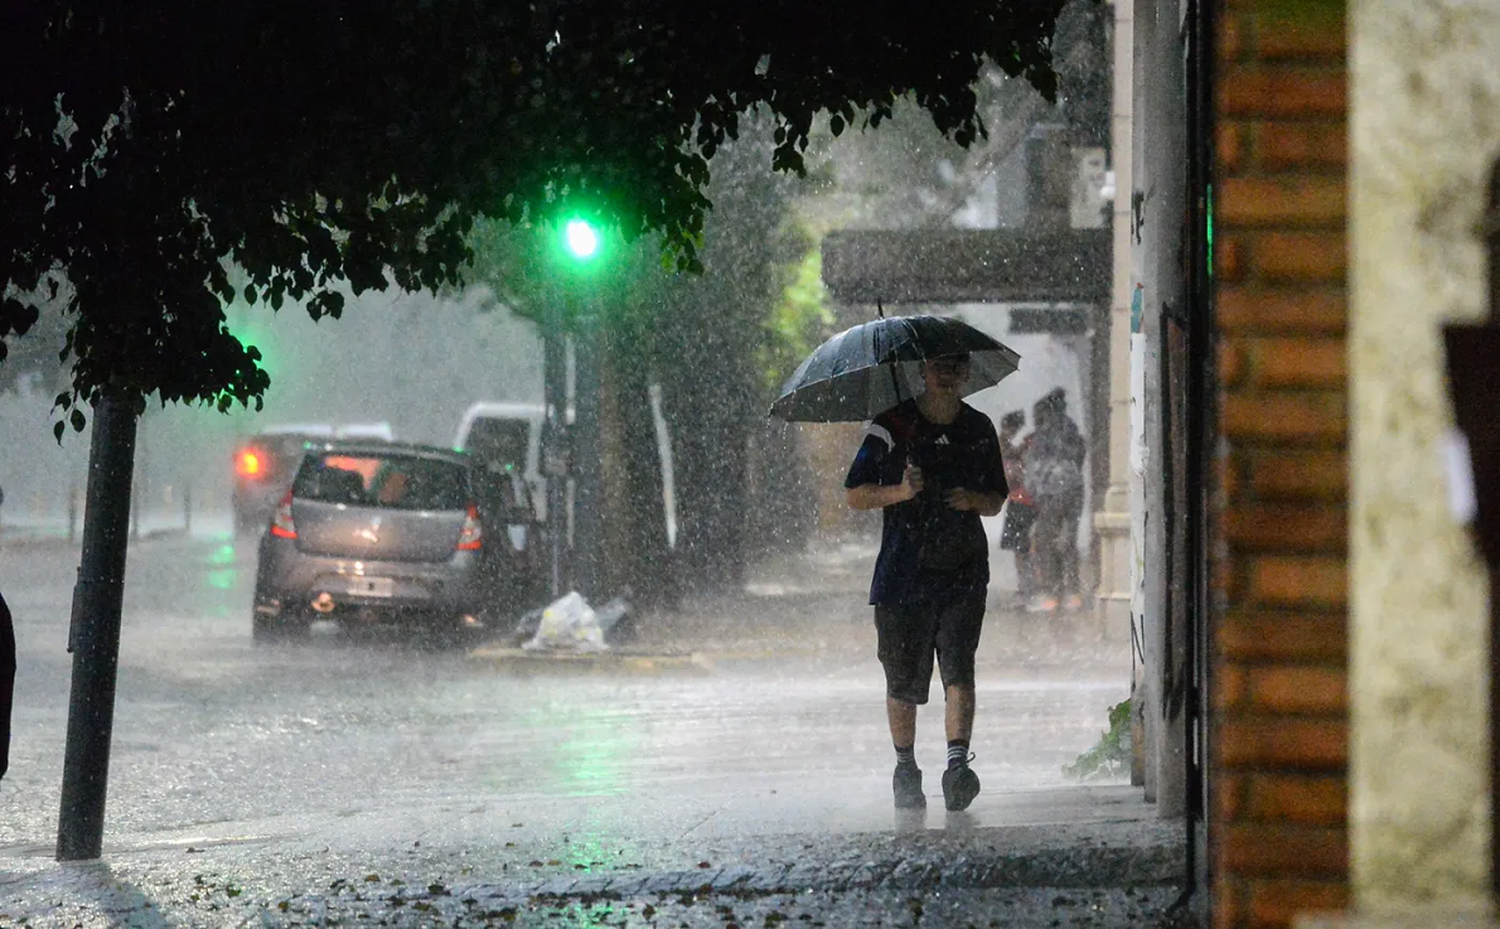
[[564, 219, 599, 260]]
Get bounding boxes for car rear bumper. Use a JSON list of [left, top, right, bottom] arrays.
[[255, 535, 485, 616]]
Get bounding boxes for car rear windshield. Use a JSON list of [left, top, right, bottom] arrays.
[[292, 453, 472, 511]]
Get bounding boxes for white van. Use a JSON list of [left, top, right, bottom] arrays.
[[453, 402, 547, 522]]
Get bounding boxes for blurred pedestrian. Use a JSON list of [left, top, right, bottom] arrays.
[[996, 411, 1038, 608], [1023, 388, 1087, 613], [844, 353, 1008, 812], [1, 590, 13, 781]]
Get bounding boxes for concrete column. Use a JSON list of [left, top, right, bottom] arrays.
[[1349, 0, 1498, 912], [1095, 0, 1135, 637], [1132, 0, 1188, 819]]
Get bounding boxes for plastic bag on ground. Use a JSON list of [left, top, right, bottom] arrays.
[[522, 591, 606, 652], [592, 595, 632, 634]]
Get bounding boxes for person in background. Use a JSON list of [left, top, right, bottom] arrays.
[[1023, 388, 1087, 613], [996, 411, 1038, 610], [844, 353, 1008, 812]]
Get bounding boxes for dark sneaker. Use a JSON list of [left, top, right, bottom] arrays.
[[893, 764, 926, 809], [942, 763, 980, 811]]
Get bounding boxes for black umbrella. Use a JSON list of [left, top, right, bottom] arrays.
[[769, 314, 1021, 423]]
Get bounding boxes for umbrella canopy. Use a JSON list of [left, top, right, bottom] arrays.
[[769, 315, 1021, 423]]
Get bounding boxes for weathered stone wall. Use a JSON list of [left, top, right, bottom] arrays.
[[1348, 0, 1499, 910]]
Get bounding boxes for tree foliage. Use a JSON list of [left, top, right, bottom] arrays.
[[793, 0, 1106, 237], [1, 1, 1065, 436], [0, 276, 70, 396], [761, 245, 834, 393]]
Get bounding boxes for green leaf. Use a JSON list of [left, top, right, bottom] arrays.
[[70, 408, 85, 432]]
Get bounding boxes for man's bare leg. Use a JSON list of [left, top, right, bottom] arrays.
[[887, 696, 917, 747], [887, 696, 925, 808], [945, 684, 975, 743]]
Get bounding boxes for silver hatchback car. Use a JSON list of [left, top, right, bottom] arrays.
[[251, 443, 488, 641]]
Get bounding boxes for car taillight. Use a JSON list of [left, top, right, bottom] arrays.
[[236, 447, 268, 479], [456, 503, 483, 550], [269, 489, 297, 539]]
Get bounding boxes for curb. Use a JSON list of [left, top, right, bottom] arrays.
[[0, 527, 207, 552], [466, 645, 715, 674], [482, 844, 1185, 903]]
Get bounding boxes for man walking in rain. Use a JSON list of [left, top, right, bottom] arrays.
[[844, 352, 1008, 811]]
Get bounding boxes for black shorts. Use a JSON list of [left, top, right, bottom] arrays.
[[874, 589, 986, 705]]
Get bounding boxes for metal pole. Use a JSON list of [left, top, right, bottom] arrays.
[[57, 390, 138, 860], [543, 302, 568, 599], [572, 304, 602, 602]]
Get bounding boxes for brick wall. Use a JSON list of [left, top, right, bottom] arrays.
[[1212, 2, 1350, 926]]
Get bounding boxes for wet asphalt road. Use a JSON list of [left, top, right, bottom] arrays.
[[0, 531, 1183, 926]]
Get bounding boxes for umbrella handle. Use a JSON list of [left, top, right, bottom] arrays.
[[889, 347, 903, 406]]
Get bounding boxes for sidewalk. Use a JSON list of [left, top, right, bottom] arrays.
[[0, 522, 200, 552], [1, 539, 1180, 927], [1, 785, 1187, 927]]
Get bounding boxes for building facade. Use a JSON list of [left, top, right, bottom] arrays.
[[1209, 0, 1500, 925]]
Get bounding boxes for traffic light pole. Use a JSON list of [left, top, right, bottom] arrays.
[[546, 215, 607, 603], [542, 302, 568, 600], [572, 302, 602, 603]]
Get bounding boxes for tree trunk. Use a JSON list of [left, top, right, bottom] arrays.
[[598, 316, 675, 618], [56, 390, 139, 861], [657, 294, 756, 595]]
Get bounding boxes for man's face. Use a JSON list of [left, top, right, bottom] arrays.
[[923, 357, 970, 395]]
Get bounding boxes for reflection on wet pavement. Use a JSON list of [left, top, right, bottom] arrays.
[[0, 534, 1136, 857]]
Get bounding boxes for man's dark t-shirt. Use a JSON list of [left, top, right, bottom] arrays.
[[845, 400, 1007, 605]]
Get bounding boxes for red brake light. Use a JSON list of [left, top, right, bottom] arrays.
[[456, 503, 483, 550], [269, 489, 297, 539], [236, 447, 267, 478]]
